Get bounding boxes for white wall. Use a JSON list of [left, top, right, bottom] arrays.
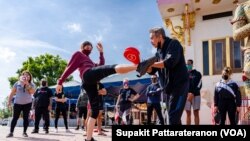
[[187, 7, 242, 98], [181, 7, 243, 124]]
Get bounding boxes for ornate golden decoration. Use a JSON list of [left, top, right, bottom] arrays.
[[164, 4, 196, 49], [182, 4, 196, 46], [164, 18, 185, 44], [233, 0, 239, 4], [212, 0, 221, 4], [167, 8, 175, 12], [195, 0, 200, 3]]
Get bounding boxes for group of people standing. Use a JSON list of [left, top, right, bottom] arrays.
[[6, 74, 70, 137], [5, 25, 244, 141]]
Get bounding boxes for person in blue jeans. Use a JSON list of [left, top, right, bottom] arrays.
[[145, 74, 164, 125]]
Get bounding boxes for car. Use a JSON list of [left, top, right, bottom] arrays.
[[2, 118, 9, 126]]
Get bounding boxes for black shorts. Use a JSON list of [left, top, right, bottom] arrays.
[[99, 98, 104, 111], [78, 107, 87, 119], [120, 103, 132, 113], [82, 65, 116, 113]]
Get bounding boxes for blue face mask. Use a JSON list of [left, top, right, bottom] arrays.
[[186, 65, 193, 71]]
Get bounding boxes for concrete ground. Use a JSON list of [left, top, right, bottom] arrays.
[[0, 126, 112, 141]]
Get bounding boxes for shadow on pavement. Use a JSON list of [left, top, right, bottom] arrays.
[[14, 137, 60, 141]]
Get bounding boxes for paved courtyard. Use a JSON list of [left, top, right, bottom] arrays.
[[0, 126, 112, 141]]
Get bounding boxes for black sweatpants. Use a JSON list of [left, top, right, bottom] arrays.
[[82, 65, 116, 119], [147, 103, 164, 125], [119, 103, 132, 125], [10, 103, 32, 133], [218, 99, 237, 125], [166, 81, 189, 125], [34, 106, 50, 131], [54, 107, 68, 129]]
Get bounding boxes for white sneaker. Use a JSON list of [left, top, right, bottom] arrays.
[[66, 129, 71, 133], [55, 128, 58, 133]]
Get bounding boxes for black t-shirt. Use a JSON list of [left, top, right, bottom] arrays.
[[119, 88, 137, 105], [33, 87, 53, 108], [55, 92, 67, 108]]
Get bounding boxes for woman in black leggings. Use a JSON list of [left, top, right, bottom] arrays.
[[7, 71, 36, 138], [56, 41, 154, 141], [54, 87, 69, 132]]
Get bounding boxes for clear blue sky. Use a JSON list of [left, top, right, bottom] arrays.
[[0, 0, 166, 108]]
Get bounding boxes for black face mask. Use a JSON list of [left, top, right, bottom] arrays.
[[157, 41, 161, 49], [41, 81, 47, 87], [222, 75, 229, 80], [151, 78, 157, 83], [82, 50, 91, 56]]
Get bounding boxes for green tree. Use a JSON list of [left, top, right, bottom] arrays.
[[8, 77, 18, 88], [0, 97, 12, 119], [8, 53, 73, 87]]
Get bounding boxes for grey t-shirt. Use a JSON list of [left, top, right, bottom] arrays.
[[13, 81, 35, 105]]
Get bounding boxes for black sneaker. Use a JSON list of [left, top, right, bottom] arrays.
[[75, 126, 79, 130], [45, 130, 49, 134], [85, 138, 97, 141], [31, 129, 39, 134], [136, 56, 157, 77], [6, 132, 13, 138], [23, 132, 28, 137], [101, 128, 108, 132]]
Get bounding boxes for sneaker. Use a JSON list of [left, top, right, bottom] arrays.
[[55, 128, 58, 133], [6, 132, 13, 138], [85, 138, 97, 141], [23, 132, 28, 137], [45, 130, 49, 134], [83, 132, 87, 136], [98, 132, 107, 136], [136, 56, 157, 77], [75, 126, 79, 130], [66, 129, 71, 133], [101, 128, 108, 132], [31, 129, 39, 134]]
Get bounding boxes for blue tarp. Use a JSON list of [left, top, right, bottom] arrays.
[[101, 72, 167, 104], [50, 73, 152, 108]]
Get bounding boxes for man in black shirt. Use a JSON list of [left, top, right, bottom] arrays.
[[146, 27, 189, 125], [31, 79, 53, 134], [185, 59, 202, 125], [54, 86, 69, 132], [115, 78, 140, 125], [214, 67, 241, 125]]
